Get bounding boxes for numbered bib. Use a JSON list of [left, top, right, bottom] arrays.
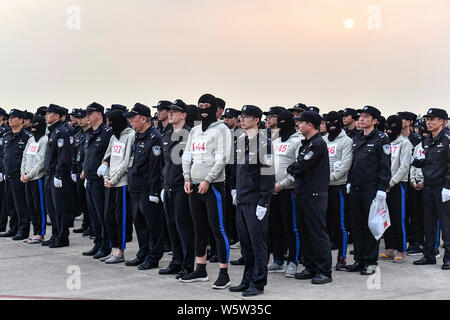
[[327, 144, 337, 157], [191, 139, 208, 154], [275, 143, 289, 154], [112, 142, 125, 158], [416, 147, 425, 160], [391, 145, 399, 157], [26, 143, 39, 156]]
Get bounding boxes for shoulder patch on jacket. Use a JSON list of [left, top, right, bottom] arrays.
[[152, 146, 161, 156], [383, 144, 391, 155]]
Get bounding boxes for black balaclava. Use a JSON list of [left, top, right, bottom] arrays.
[[416, 119, 429, 139], [109, 110, 128, 139], [385, 115, 402, 142], [377, 116, 386, 132], [198, 93, 217, 131], [31, 115, 46, 141], [277, 111, 296, 142], [326, 111, 343, 141]]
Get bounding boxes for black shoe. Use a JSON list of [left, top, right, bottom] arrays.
[[335, 258, 347, 271], [331, 244, 339, 251], [82, 247, 100, 256], [49, 239, 69, 248], [442, 262, 450, 270], [0, 230, 16, 237], [12, 234, 28, 241], [229, 283, 249, 292], [164, 244, 172, 253], [360, 265, 377, 275], [414, 257, 436, 265], [230, 257, 245, 266], [346, 262, 364, 272], [93, 249, 111, 259], [176, 270, 190, 280], [312, 273, 332, 284], [125, 257, 145, 266], [159, 264, 181, 275], [41, 237, 56, 246], [406, 242, 423, 256], [179, 267, 208, 283], [89, 236, 95, 240], [295, 268, 316, 280], [82, 228, 93, 237], [242, 287, 263, 297], [209, 255, 219, 263], [73, 227, 85, 234], [138, 259, 159, 270], [212, 271, 230, 290]]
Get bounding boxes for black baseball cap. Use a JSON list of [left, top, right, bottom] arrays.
[[222, 108, 241, 118], [86, 102, 105, 113], [69, 108, 80, 116], [111, 104, 128, 113], [424, 108, 448, 120], [306, 106, 320, 113], [47, 104, 65, 116], [23, 111, 34, 121], [289, 103, 307, 113], [169, 99, 188, 113], [343, 108, 357, 117], [124, 103, 151, 118], [36, 106, 48, 117], [397, 111, 417, 122], [9, 109, 24, 119], [76, 109, 87, 118], [361, 105, 381, 119], [264, 106, 286, 116], [153, 100, 172, 110], [241, 105, 263, 119], [0, 108, 7, 117], [294, 111, 321, 128]]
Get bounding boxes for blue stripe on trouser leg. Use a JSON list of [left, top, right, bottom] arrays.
[[122, 186, 127, 250], [339, 190, 348, 259], [400, 184, 406, 252], [291, 192, 300, 262], [38, 178, 46, 236], [212, 186, 230, 263], [435, 221, 440, 249]]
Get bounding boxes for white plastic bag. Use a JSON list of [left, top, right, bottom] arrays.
[[368, 197, 391, 240]]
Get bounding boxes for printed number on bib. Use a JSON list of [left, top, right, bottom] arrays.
[[328, 144, 337, 157], [417, 147, 425, 160], [391, 145, 399, 156], [191, 140, 207, 154], [112, 142, 125, 158], [26, 143, 39, 155], [276, 144, 289, 154]]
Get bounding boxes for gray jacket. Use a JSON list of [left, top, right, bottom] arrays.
[[182, 121, 232, 184], [103, 127, 135, 187], [21, 135, 48, 181], [273, 132, 303, 189], [389, 135, 412, 188], [323, 130, 353, 186], [410, 141, 424, 184]]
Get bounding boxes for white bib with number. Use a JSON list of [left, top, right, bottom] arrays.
[[327, 144, 337, 157], [275, 143, 289, 154], [26, 143, 39, 156], [416, 146, 425, 160], [191, 139, 208, 154], [112, 142, 126, 159]]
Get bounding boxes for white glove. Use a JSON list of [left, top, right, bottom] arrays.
[[0, 173, 3, 182], [97, 164, 108, 177], [375, 190, 386, 201], [54, 177, 63, 188], [84, 179, 87, 189], [71, 174, 77, 183], [287, 174, 295, 182], [256, 205, 267, 221], [160, 189, 165, 203], [149, 195, 159, 203], [231, 189, 237, 206], [442, 188, 450, 203], [346, 184, 351, 194]]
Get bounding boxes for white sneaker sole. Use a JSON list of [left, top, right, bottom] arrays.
[[268, 269, 284, 273], [212, 281, 231, 290], [179, 276, 209, 283], [285, 272, 296, 278]]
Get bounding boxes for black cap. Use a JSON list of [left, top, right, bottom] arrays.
[[69, 108, 80, 116], [289, 103, 307, 112], [47, 104, 65, 116], [343, 108, 357, 117], [36, 106, 48, 117], [76, 109, 87, 118], [0, 108, 7, 117], [86, 102, 105, 113], [9, 109, 24, 119], [265, 106, 286, 116], [293, 111, 321, 128], [152, 112, 158, 120], [424, 108, 448, 120], [222, 108, 241, 118], [61, 107, 69, 116], [111, 104, 128, 113], [361, 106, 381, 119], [23, 111, 34, 121], [169, 99, 188, 113], [124, 103, 151, 118], [216, 98, 226, 110], [397, 111, 417, 122], [306, 106, 320, 113], [241, 105, 263, 119], [322, 113, 328, 121], [153, 100, 172, 110]]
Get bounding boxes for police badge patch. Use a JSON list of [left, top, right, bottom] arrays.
[[57, 139, 64, 147], [304, 151, 314, 160], [152, 146, 161, 156], [383, 145, 391, 155], [263, 154, 273, 166]]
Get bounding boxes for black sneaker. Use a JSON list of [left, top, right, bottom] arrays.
[[406, 243, 423, 256], [230, 257, 245, 265], [180, 268, 208, 283], [209, 255, 219, 263], [212, 271, 231, 290], [335, 258, 347, 271]]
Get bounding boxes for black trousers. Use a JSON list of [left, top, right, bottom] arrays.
[[297, 192, 332, 276], [0, 180, 8, 231], [406, 185, 424, 245], [385, 183, 408, 252], [25, 179, 46, 236], [163, 188, 195, 273], [224, 182, 238, 242], [86, 179, 110, 250], [76, 175, 90, 230], [188, 182, 230, 264], [269, 189, 300, 264], [130, 191, 165, 262], [327, 185, 349, 259], [5, 177, 30, 236], [423, 186, 450, 263], [236, 204, 269, 291], [349, 187, 379, 266], [45, 174, 71, 241], [105, 186, 131, 250]]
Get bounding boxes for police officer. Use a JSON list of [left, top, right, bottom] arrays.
[[287, 111, 332, 284], [346, 106, 391, 275], [412, 108, 450, 270], [153, 100, 173, 135], [398, 112, 422, 147], [0, 107, 10, 232], [264, 107, 285, 131], [228, 105, 274, 296], [81, 102, 112, 258], [23, 111, 34, 131], [0, 109, 32, 240], [159, 100, 195, 279], [323, 111, 353, 270], [124, 103, 165, 270], [288, 103, 306, 119], [42, 104, 73, 248], [343, 108, 359, 139]]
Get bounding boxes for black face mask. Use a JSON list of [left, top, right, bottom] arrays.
[[109, 110, 128, 139], [417, 123, 430, 140], [385, 115, 402, 142], [198, 94, 218, 132], [30, 115, 46, 141], [277, 111, 296, 142], [325, 112, 343, 141]]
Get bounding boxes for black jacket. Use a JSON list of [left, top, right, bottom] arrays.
[[83, 123, 112, 181], [407, 131, 422, 147], [1, 128, 32, 178], [128, 126, 163, 195], [413, 129, 450, 189], [74, 129, 88, 175], [225, 127, 239, 190], [287, 132, 330, 195], [44, 121, 73, 178], [235, 131, 274, 207], [161, 124, 190, 191], [348, 129, 391, 191], [344, 127, 359, 140]]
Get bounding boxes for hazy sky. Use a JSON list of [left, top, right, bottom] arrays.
[[1, 0, 449, 116]]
